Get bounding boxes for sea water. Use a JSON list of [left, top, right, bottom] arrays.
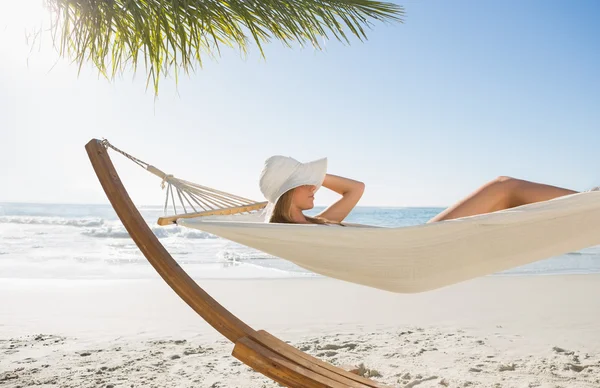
[[1, 202, 600, 281]]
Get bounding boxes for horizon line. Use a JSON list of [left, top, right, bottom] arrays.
[[0, 200, 448, 210]]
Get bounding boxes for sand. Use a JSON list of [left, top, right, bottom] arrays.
[[1, 274, 600, 387]]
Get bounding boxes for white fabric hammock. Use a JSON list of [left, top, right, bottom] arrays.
[[178, 191, 600, 293]]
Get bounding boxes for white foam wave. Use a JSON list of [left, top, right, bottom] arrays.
[[151, 226, 216, 239], [81, 227, 130, 239], [0, 215, 217, 240], [217, 248, 276, 262], [0, 216, 104, 228], [81, 224, 217, 240]]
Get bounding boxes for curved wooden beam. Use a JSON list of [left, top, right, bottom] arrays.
[[85, 138, 390, 388], [85, 139, 254, 342]]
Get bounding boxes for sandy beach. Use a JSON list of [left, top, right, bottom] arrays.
[[2, 274, 600, 387]]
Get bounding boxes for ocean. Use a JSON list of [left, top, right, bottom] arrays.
[[1, 202, 600, 281]]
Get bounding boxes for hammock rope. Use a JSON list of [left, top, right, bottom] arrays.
[[100, 139, 267, 223]]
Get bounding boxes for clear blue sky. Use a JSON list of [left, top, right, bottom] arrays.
[[1, 0, 598, 207]]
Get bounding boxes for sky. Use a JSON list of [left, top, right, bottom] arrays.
[[1, 0, 599, 208]]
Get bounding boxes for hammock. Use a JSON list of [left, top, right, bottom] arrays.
[[101, 139, 600, 293], [87, 138, 600, 388], [180, 192, 600, 293]]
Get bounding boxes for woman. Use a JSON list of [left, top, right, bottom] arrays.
[[259, 155, 581, 225]]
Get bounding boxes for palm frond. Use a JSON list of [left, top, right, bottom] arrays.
[[44, 0, 404, 94]]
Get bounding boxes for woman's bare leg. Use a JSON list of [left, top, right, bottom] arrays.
[[427, 176, 579, 223]]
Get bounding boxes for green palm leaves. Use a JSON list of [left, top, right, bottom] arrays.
[[45, 0, 403, 93]]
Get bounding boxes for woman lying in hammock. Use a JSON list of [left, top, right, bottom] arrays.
[[259, 155, 581, 225]]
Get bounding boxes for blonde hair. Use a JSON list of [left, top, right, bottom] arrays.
[[269, 189, 343, 225]]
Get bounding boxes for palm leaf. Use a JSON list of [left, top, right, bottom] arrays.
[[44, 0, 404, 94]]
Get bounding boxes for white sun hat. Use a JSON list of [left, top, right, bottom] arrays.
[[259, 155, 328, 222]]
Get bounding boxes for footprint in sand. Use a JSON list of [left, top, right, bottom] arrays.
[[498, 363, 516, 371], [0, 373, 19, 382], [183, 346, 208, 355], [320, 343, 357, 351]]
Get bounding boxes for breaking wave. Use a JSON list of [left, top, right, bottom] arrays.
[[81, 224, 217, 240], [0, 216, 104, 228], [0, 215, 218, 240], [217, 248, 277, 262]]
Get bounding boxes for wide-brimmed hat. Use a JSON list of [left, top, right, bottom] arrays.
[[259, 155, 327, 221]]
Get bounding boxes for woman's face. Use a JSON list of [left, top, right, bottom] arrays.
[[292, 185, 317, 210]]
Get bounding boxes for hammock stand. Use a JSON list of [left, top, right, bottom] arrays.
[[85, 138, 390, 388]]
